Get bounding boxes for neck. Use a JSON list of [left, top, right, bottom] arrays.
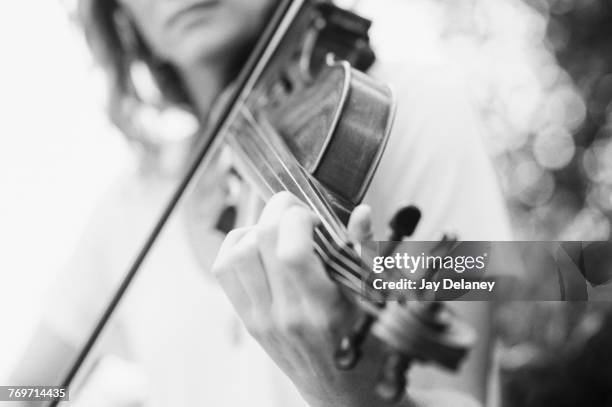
[[179, 61, 227, 123]]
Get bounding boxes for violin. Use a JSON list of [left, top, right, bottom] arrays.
[[51, 1, 474, 404]]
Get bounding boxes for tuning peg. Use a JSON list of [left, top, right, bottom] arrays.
[[389, 205, 421, 241], [334, 313, 375, 370], [375, 353, 412, 402], [380, 205, 422, 258]]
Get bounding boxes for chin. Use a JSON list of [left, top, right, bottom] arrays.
[[168, 29, 239, 68]]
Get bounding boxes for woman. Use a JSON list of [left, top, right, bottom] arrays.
[[10, 0, 511, 406]]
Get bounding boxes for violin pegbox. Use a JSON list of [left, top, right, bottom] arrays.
[[334, 206, 476, 403], [371, 301, 476, 402]]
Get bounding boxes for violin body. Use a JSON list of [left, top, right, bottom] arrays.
[[268, 61, 394, 222], [225, 0, 394, 223]]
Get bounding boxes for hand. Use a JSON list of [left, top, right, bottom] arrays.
[[212, 191, 386, 407], [212, 192, 482, 407]]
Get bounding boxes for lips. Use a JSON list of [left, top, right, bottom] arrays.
[[165, 0, 222, 30]]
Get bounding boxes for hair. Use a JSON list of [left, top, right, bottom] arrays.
[[77, 0, 195, 166]]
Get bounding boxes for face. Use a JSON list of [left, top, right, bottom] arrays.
[[118, 0, 276, 69]]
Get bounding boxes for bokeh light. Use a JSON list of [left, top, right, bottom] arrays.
[[428, 0, 612, 239]]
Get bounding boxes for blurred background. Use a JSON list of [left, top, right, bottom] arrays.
[[1, 0, 611, 390]]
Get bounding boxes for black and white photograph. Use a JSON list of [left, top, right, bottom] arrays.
[[1, 0, 612, 406]]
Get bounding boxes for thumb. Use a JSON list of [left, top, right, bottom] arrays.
[[347, 205, 373, 242]]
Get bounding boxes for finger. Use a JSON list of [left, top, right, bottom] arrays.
[[256, 205, 316, 297], [268, 206, 332, 299], [215, 226, 251, 262], [213, 227, 253, 313], [258, 191, 304, 226], [275, 205, 320, 270], [348, 204, 373, 242], [274, 206, 353, 331], [240, 187, 265, 226], [214, 263, 252, 316], [254, 193, 311, 296], [230, 230, 273, 308]]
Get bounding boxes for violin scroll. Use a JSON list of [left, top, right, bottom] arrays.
[[334, 209, 475, 403], [372, 301, 476, 401], [334, 297, 476, 403]]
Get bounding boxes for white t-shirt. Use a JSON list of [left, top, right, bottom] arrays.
[[43, 61, 512, 407]]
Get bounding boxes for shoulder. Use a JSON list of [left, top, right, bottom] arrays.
[[372, 60, 483, 152], [365, 61, 513, 240]]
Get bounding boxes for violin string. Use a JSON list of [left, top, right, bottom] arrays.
[[227, 130, 284, 195], [226, 122, 362, 292], [236, 110, 345, 236], [238, 108, 343, 239], [237, 108, 367, 288], [232, 134, 362, 292], [231, 112, 362, 281], [243, 113, 359, 255], [239, 112, 389, 301]]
